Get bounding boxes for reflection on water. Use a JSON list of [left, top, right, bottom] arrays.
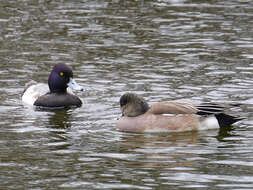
[[48, 110, 73, 128], [1, 0, 253, 189], [116, 132, 200, 169]]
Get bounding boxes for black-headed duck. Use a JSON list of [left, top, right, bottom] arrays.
[[22, 63, 83, 109]]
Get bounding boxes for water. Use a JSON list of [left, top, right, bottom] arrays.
[[1, 0, 253, 189]]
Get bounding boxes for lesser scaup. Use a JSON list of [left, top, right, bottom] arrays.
[[116, 93, 244, 133], [22, 63, 83, 109]]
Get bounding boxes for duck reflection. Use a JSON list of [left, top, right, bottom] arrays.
[[48, 109, 73, 128], [118, 131, 199, 150], [216, 126, 235, 141], [116, 131, 200, 168], [116, 128, 235, 169]]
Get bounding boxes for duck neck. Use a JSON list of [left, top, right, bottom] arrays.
[[49, 88, 67, 94]]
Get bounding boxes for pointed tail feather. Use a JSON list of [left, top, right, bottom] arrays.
[[215, 113, 244, 128]]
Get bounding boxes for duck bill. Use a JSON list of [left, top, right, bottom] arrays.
[[67, 78, 83, 91]]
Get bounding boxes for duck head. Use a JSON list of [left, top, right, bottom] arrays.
[[48, 63, 83, 93], [120, 93, 149, 117]]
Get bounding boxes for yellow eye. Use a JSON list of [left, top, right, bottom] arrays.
[[60, 72, 64, 77]]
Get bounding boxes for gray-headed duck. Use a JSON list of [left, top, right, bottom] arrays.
[[116, 93, 243, 133]]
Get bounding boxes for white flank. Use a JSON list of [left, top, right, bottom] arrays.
[[22, 83, 49, 105], [199, 116, 220, 130]]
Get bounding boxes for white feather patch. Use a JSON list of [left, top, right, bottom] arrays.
[[199, 116, 219, 130], [22, 83, 49, 105]]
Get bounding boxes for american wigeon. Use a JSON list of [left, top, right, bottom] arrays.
[[22, 63, 83, 109], [116, 93, 243, 133]]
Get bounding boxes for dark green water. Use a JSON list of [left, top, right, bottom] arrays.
[[1, 0, 253, 189]]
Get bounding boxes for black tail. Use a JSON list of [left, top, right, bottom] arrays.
[[215, 113, 244, 128]]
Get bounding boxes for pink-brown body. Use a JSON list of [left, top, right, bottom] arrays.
[[117, 112, 201, 133]]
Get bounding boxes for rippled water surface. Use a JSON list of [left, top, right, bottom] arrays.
[[1, 0, 253, 189]]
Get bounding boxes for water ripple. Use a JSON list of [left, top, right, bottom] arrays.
[[1, 0, 253, 189]]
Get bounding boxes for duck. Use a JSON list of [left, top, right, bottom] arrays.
[[116, 92, 244, 133], [22, 63, 83, 109]]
